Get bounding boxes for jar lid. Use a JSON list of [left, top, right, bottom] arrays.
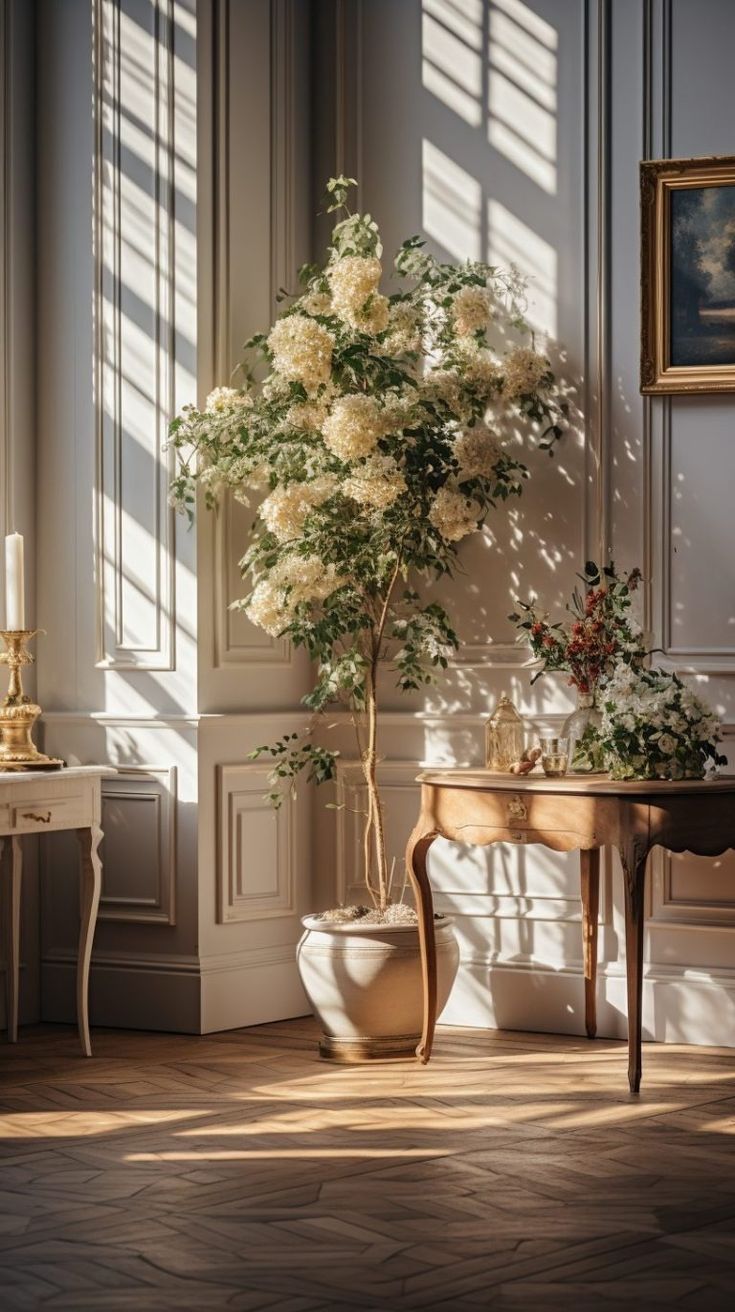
[[489, 693, 522, 723]]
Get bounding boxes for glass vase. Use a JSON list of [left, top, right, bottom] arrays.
[[562, 691, 603, 773]]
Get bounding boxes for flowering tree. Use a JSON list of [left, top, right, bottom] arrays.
[[169, 177, 563, 915]]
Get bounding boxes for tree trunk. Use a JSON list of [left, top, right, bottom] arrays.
[[363, 664, 389, 911]]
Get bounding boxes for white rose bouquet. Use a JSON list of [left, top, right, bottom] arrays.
[[169, 177, 564, 916], [600, 664, 726, 781]]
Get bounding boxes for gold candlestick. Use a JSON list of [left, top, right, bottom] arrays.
[[0, 630, 63, 770]]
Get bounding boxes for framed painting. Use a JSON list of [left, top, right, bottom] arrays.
[[641, 154, 735, 393]]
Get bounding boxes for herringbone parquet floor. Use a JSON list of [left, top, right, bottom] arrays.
[[2, 1020, 735, 1311]]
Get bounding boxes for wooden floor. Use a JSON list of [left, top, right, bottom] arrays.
[[2, 1022, 735, 1311]]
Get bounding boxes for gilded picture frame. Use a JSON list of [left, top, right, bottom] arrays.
[[641, 154, 735, 394]]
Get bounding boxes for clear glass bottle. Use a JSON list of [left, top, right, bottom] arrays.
[[485, 694, 524, 772], [562, 690, 603, 772]]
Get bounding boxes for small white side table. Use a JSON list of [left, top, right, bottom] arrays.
[[0, 765, 115, 1056]]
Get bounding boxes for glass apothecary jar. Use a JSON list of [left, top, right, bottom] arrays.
[[485, 694, 524, 772]]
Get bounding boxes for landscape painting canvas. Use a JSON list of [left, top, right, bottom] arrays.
[[641, 155, 735, 393], [670, 185, 735, 366]]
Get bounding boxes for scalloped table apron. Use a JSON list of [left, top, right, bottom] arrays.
[[0, 766, 115, 1055], [405, 771, 735, 1092]]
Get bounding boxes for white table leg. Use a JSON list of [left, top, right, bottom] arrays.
[[76, 824, 102, 1057], [2, 836, 22, 1043]]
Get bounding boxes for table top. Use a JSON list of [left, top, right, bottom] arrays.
[[417, 769, 735, 796], [0, 765, 116, 786]]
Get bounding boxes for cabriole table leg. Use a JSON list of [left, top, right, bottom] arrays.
[[406, 827, 439, 1063], [580, 848, 600, 1039], [620, 838, 649, 1094], [76, 824, 103, 1058], [2, 836, 21, 1043]]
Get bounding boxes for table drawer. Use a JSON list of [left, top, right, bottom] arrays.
[[435, 789, 606, 840], [11, 794, 92, 833]]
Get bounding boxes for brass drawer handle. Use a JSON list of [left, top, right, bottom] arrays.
[[507, 796, 528, 822], [22, 810, 52, 824]]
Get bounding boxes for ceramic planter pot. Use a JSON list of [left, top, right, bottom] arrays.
[[297, 914, 460, 1060]]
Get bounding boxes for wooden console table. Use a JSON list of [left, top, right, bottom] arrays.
[[406, 771, 735, 1091], [0, 766, 114, 1055]]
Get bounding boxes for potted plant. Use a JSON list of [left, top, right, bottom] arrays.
[[169, 177, 563, 1058]]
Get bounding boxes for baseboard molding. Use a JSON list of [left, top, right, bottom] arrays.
[[200, 950, 309, 1033], [41, 952, 202, 1034], [41, 947, 735, 1048], [441, 958, 735, 1048], [41, 946, 309, 1035]]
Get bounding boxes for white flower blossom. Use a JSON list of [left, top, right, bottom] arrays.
[[459, 343, 504, 399], [322, 394, 382, 461], [205, 386, 253, 414], [301, 290, 333, 316], [329, 256, 382, 325], [245, 554, 345, 636], [244, 579, 289, 637], [600, 665, 722, 780], [384, 302, 423, 355], [343, 455, 406, 511], [451, 285, 491, 336], [267, 314, 334, 394], [360, 293, 390, 335], [422, 368, 470, 420], [287, 389, 334, 433], [428, 483, 482, 542], [502, 346, 549, 401], [453, 424, 502, 480], [260, 477, 337, 542]]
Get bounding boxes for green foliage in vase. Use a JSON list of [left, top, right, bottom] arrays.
[[169, 178, 565, 911]]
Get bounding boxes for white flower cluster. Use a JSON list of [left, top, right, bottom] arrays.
[[428, 483, 482, 542], [260, 477, 337, 542], [383, 302, 423, 355], [454, 423, 502, 480], [287, 389, 334, 433], [246, 554, 344, 636], [205, 386, 253, 414], [329, 255, 384, 331], [381, 390, 418, 435], [267, 314, 334, 394], [322, 394, 382, 461], [343, 455, 406, 511], [423, 368, 469, 420], [600, 663, 722, 780], [301, 290, 332, 317], [451, 285, 491, 336], [502, 347, 549, 402], [460, 343, 504, 399]]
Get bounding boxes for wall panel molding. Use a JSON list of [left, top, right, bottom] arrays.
[[583, 0, 611, 571], [209, 0, 303, 672], [99, 765, 177, 925], [0, 0, 10, 543], [647, 0, 735, 672], [93, 0, 176, 671], [217, 763, 296, 923]]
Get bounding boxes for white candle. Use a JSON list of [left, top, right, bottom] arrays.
[[5, 533, 25, 630]]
